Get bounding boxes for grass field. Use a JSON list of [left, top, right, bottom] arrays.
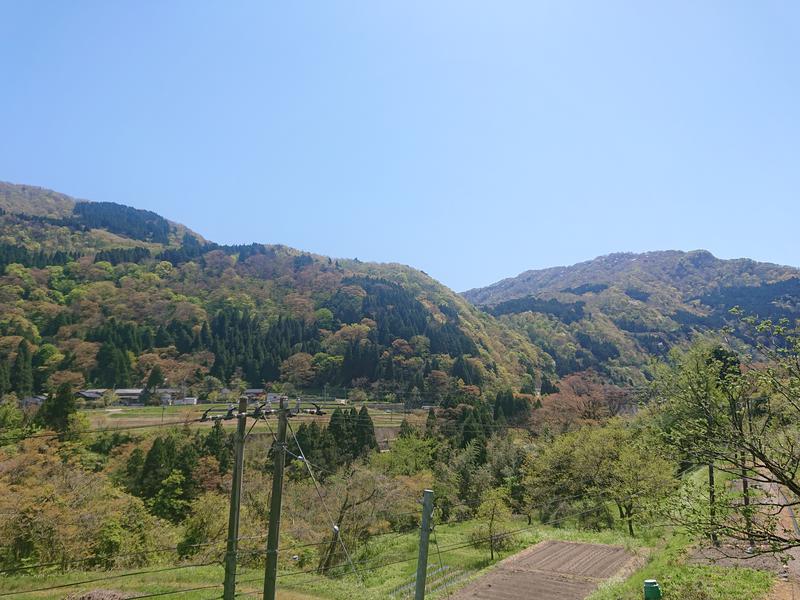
[[3, 515, 773, 600], [0, 515, 649, 600], [587, 467, 774, 600], [587, 531, 773, 600]]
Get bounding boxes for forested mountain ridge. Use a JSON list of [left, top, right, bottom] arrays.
[[0, 181, 546, 399], [463, 251, 800, 384]]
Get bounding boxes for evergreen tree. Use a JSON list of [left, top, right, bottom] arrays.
[[139, 436, 176, 498], [155, 326, 174, 348], [175, 441, 200, 500], [125, 447, 145, 495], [399, 417, 415, 439], [327, 408, 353, 463], [540, 375, 559, 395], [355, 406, 378, 455], [11, 340, 33, 397], [145, 365, 165, 392], [425, 407, 437, 438], [0, 361, 10, 396], [148, 470, 190, 522], [204, 421, 232, 473], [37, 382, 76, 432], [93, 342, 132, 388]]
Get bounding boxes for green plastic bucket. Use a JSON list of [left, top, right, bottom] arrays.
[[644, 579, 662, 599]]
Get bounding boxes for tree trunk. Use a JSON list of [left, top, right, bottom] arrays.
[[318, 493, 350, 574], [625, 504, 634, 537], [708, 463, 719, 547], [741, 450, 754, 548], [489, 505, 495, 561]]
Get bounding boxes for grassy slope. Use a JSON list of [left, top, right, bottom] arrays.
[[589, 467, 773, 600], [1, 516, 647, 600], [588, 532, 772, 600]]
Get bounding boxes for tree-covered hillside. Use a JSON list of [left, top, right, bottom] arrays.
[[463, 251, 800, 384], [0, 182, 545, 399]]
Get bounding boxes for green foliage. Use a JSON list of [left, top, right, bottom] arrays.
[[73, 201, 171, 243], [10, 340, 33, 397], [370, 433, 435, 476], [468, 250, 800, 384], [492, 389, 530, 423], [588, 532, 772, 600], [92, 341, 132, 387], [0, 394, 24, 439], [149, 470, 190, 522], [472, 487, 514, 558], [177, 492, 227, 558], [524, 418, 676, 535], [37, 382, 76, 432]]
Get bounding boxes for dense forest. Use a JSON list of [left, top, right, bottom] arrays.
[[1, 183, 799, 600], [465, 250, 800, 384], [0, 182, 545, 400]]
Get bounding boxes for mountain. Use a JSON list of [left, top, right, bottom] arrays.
[[0, 182, 545, 400], [463, 251, 800, 384]]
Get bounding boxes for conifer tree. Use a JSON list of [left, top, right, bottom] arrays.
[[125, 447, 145, 494], [355, 406, 378, 455], [37, 382, 76, 432], [0, 361, 10, 396], [399, 417, 415, 439], [327, 407, 353, 463], [11, 340, 33, 397], [425, 407, 437, 438]]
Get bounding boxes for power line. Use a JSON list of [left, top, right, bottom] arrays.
[[431, 525, 452, 599], [126, 584, 223, 599], [0, 562, 217, 598], [286, 419, 361, 585], [0, 540, 226, 575]]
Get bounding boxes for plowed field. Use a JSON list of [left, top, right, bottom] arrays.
[[452, 540, 632, 600]]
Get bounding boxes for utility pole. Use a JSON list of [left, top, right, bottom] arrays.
[[223, 397, 248, 600], [414, 489, 434, 600], [263, 397, 288, 600]]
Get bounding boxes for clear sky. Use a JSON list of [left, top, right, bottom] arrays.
[[1, 2, 798, 291]]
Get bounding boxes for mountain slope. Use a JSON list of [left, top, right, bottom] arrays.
[[0, 182, 545, 399], [463, 251, 800, 384]]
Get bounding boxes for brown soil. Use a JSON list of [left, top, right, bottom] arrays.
[[451, 540, 634, 600], [768, 580, 800, 600]]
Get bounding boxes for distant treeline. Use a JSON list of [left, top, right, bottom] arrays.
[[74, 202, 171, 244], [488, 296, 586, 324], [5, 201, 174, 245], [0, 243, 80, 270], [94, 247, 151, 265]]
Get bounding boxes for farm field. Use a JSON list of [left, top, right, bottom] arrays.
[[451, 540, 633, 600], [81, 403, 426, 435], [0, 516, 644, 600]]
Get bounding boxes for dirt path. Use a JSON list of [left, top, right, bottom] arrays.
[[451, 540, 634, 600], [690, 479, 800, 600]]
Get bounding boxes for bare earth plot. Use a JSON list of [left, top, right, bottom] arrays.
[[452, 540, 633, 600]]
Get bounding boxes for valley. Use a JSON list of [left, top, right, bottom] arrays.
[[0, 183, 798, 600]]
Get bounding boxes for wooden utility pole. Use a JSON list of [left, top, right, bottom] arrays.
[[223, 397, 248, 600], [263, 397, 288, 600], [414, 489, 434, 600]]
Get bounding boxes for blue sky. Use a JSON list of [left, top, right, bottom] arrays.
[[1, 2, 798, 291]]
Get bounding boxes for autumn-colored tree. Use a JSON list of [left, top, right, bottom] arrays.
[[280, 352, 315, 388]]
